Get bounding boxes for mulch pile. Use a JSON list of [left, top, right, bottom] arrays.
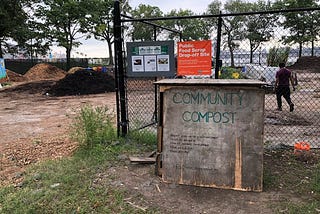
[[4, 69, 27, 82], [288, 56, 320, 72], [24, 63, 67, 81], [47, 69, 115, 96], [1, 64, 115, 96], [67, 67, 84, 74]]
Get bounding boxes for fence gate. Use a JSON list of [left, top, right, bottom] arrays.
[[114, 1, 320, 149]]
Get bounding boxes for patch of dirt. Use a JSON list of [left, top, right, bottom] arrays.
[[265, 110, 313, 126], [0, 63, 117, 185], [91, 147, 320, 213], [288, 56, 320, 72]]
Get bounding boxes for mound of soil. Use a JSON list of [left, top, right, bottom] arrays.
[[265, 110, 312, 126], [6, 69, 27, 82], [24, 63, 67, 81], [47, 69, 115, 96], [67, 67, 84, 74], [288, 56, 320, 72], [2, 80, 56, 95]]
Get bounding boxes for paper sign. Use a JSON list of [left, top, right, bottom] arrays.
[[177, 40, 212, 76], [126, 41, 175, 77]]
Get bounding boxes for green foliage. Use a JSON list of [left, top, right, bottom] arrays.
[[126, 130, 157, 152], [71, 105, 117, 148], [267, 46, 290, 66], [312, 164, 320, 194], [263, 149, 320, 213], [164, 9, 210, 41], [84, 0, 130, 65], [275, 201, 320, 214], [245, 1, 276, 63], [34, 0, 91, 69], [0, 0, 28, 57], [205, 0, 222, 31], [130, 4, 164, 41], [274, 0, 319, 57], [222, 0, 251, 67], [219, 67, 244, 79], [0, 144, 153, 213]]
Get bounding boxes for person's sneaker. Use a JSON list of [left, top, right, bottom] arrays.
[[290, 103, 294, 112], [276, 108, 282, 111]]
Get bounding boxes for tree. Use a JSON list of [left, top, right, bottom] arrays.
[[222, 0, 250, 67], [274, 0, 319, 57], [164, 9, 210, 41], [0, 0, 28, 58], [84, 0, 114, 65], [205, 0, 222, 61], [84, 0, 130, 65], [35, 0, 90, 70], [16, 18, 52, 60], [205, 0, 223, 33], [305, 10, 320, 56], [245, 0, 276, 64], [129, 4, 163, 41]]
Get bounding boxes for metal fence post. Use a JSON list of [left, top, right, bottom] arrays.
[[215, 12, 223, 79], [114, 0, 127, 136]]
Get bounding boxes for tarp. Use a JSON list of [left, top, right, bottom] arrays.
[[243, 64, 277, 84], [0, 58, 6, 79]]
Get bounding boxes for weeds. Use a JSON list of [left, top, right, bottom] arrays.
[[0, 144, 142, 213], [70, 105, 117, 148], [267, 46, 290, 66]]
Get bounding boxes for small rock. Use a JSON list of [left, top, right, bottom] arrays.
[[50, 183, 60, 188], [33, 173, 41, 181], [15, 182, 24, 188]]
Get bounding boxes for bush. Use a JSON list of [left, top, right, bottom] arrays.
[[267, 46, 290, 66], [71, 105, 116, 147], [219, 67, 244, 79]]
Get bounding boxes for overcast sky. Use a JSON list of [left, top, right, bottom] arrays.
[[129, 0, 213, 14], [54, 0, 261, 58]]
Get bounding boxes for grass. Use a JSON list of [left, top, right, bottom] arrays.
[[0, 105, 158, 213], [0, 146, 128, 213], [0, 144, 157, 213], [264, 149, 320, 213]]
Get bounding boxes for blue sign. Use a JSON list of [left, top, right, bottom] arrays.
[[0, 58, 6, 79]]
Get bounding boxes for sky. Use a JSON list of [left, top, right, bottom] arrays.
[[129, 0, 212, 14], [53, 0, 257, 58]]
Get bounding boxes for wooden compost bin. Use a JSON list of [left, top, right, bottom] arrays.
[[155, 79, 265, 192]]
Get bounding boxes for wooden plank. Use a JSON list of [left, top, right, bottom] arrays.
[[155, 78, 265, 86], [129, 156, 156, 164]]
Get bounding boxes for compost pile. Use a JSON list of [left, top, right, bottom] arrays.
[[288, 56, 320, 72], [47, 69, 115, 96], [4, 69, 27, 82], [24, 63, 67, 81]]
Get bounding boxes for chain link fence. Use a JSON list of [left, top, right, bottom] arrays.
[[118, 8, 320, 148]]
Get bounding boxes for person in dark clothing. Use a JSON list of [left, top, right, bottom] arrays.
[[275, 62, 295, 112]]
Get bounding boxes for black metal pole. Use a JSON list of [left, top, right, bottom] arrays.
[[114, 0, 127, 136], [215, 13, 222, 79], [113, 1, 120, 137], [153, 26, 158, 122]]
